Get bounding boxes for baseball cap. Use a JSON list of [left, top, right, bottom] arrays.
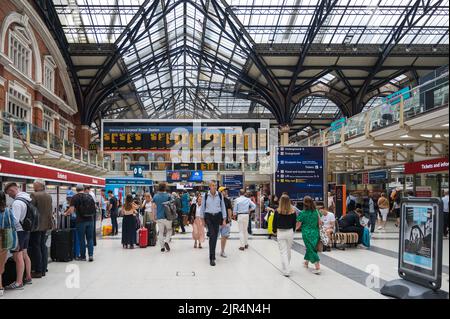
[[218, 186, 228, 192]]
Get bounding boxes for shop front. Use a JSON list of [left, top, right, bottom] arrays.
[[404, 157, 449, 197]]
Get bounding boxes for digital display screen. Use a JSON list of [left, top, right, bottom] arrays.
[[102, 121, 267, 153], [166, 171, 203, 183], [275, 147, 325, 202]]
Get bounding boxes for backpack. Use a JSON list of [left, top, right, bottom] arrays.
[[163, 199, 178, 221], [76, 193, 97, 218], [16, 198, 40, 232]]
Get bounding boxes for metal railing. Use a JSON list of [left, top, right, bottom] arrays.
[[293, 72, 449, 147], [0, 112, 103, 169]]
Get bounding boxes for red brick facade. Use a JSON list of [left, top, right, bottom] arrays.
[[0, 1, 83, 145]]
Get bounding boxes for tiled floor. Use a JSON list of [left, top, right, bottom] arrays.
[[2, 221, 449, 299]]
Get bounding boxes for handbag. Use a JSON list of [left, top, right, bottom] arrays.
[[0, 208, 18, 251], [316, 210, 324, 252]]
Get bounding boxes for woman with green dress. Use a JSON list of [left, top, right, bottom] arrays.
[[296, 196, 322, 274]]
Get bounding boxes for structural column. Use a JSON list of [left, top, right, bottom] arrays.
[[280, 125, 290, 146], [75, 124, 91, 149], [33, 101, 44, 128]]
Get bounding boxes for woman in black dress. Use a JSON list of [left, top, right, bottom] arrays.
[[121, 194, 139, 249]]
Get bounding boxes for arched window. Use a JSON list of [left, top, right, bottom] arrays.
[[8, 26, 32, 77]]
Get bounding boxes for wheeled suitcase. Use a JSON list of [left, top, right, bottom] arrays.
[[50, 214, 74, 262], [145, 222, 157, 246], [139, 227, 148, 248], [1, 257, 17, 287]]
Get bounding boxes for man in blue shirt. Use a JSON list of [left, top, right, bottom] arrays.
[[152, 183, 172, 252], [199, 180, 227, 266]]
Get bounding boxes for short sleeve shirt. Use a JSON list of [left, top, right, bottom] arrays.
[[71, 193, 94, 223], [153, 192, 171, 220]]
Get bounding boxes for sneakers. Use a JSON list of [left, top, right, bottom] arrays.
[[377, 226, 383, 230], [23, 278, 32, 285], [160, 248, 165, 252], [220, 252, 227, 258], [210, 260, 216, 266], [88, 256, 94, 262], [5, 282, 24, 290], [244, 245, 249, 249], [164, 242, 170, 252], [75, 256, 86, 261], [239, 247, 245, 251], [312, 269, 321, 275]]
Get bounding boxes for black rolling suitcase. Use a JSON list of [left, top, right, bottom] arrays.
[[2, 257, 17, 287], [50, 214, 74, 262], [145, 222, 157, 246]]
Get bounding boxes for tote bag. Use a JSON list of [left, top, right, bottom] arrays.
[[0, 208, 18, 251]]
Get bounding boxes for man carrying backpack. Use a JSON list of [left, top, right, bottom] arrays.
[[4, 182, 34, 290], [64, 184, 96, 262]]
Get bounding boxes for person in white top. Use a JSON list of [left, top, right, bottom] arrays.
[[141, 193, 153, 224], [233, 189, 257, 251], [442, 190, 449, 237], [327, 192, 335, 213], [319, 207, 335, 246]]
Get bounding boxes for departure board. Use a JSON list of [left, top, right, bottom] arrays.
[[101, 121, 269, 153]]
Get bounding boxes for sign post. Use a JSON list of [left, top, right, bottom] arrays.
[[274, 147, 326, 204], [381, 197, 448, 299], [334, 185, 347, 219]]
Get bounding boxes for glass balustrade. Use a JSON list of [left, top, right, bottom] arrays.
[[293, 73, 448, 147]]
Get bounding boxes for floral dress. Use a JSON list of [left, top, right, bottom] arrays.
[[297, 209, 320, 263]]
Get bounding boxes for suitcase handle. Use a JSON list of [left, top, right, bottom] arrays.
[[57, 213, 71, 230]]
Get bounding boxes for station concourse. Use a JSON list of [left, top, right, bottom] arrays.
[[0, 0, 448, 301]]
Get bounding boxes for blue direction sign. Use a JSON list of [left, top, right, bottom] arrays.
[[222, 175, 244, 198], [275, 147, 326, 202]]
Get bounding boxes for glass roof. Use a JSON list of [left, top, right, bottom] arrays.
[[228, 0, 449, 45], [50, 0, 449, 125], [295, 96, 341, 118]]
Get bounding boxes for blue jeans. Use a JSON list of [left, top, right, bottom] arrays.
[[76, 221, 95, 258]]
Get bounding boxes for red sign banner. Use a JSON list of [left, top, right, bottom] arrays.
[[404, 157, 449, 175], [362, 172, 369, 185], [0, 156, 105, 186]]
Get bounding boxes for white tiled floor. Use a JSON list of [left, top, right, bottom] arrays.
[[2, 222, 449, 299]]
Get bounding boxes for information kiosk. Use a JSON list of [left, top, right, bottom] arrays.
[[381, 197, 448, 299]]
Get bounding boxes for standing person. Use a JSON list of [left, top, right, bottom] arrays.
[[121, 194, 139, 249], [442, 190, 449, 238], [4, 183, 33, 289], [328, 192, 335, 213], [100, 189, 107, 220], [172, 192, 184, 234], [273, 195, 297, 277], [189, 196, 205, 248], [391, 188, 401, 228], [218, 187, 233, 258], [141, 193, 153, 225], [247, 192, 256, 235], [0, 191, 17, 297], [377, 193, 390, 231], [364, 191, 378, 234], [181, 190, 191, 227], [107, 190, 119, 236], [29, 180, 53, 278], [85, 186, 98, 246], [62, 194, 80, 260], [199, 180, 227, 266], [296, 196, 321, 275], [64, 184, 96, 262], [233, 189, 256, 251], [152, 183, 172, 252]]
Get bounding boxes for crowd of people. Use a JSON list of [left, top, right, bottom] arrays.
[[1, 179, 448, 298]]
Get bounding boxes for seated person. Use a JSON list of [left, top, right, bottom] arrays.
[[338, 200, 364, 244], [319, 207, 336, 240]]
